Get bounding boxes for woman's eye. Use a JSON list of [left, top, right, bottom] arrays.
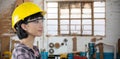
[[33, 20, 43, 24], [34, 20, 39, 23]]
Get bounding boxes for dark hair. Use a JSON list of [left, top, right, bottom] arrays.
[[14, 12, 43, 39]]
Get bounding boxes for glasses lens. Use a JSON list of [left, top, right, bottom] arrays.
[[27, 17, 43, 23]]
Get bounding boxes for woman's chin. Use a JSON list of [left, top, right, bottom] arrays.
[[36, 34, 42, 37]]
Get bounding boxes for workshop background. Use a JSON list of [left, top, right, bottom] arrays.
[[0, 0, 120, 59]]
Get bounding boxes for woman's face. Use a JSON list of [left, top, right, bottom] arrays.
[[24, 17, 43, 37]]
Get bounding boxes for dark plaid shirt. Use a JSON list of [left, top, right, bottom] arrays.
[[12, 43, 41, 59]]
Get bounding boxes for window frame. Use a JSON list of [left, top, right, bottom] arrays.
[[46, 1, 106, 37]]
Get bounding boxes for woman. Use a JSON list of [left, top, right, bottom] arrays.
[[11, 2, 46, 59]]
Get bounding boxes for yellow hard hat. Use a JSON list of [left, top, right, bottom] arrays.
[[12, 2, 46, 28]]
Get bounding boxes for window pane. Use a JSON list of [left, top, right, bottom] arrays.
[[71, 25, 75, 30], [60, 9, 69, 13], [60, 25, 69, 30], [60, 20, 69, 24], [82, 20, 92, 24], [82, 9, 91, 14], [71, 8, 81, 13], [70, 2, 81, 8], [71, 31, 81, 34], [71, 25, 81, 30], [82, 31, 92, 35], [94, 31, 105, 36], [94, 20, 105, 24], [60, 20, 69, 31], [48, 26, 58, 30], [71, 14, 81, 18], [94, 25, 105, 31], [47, 31, 57, 35], [82, 3, 92, 9], [71, 20, 81, 31], [60, 13, 69, 18], [94, 14, 105, 18], [94, 1, 105, 36], [60, 2, 69, 9], [47, 14, 58, 18], [71, 20, 81, 24], [47, 2, 58, 7], [59, 2, 69, 19], [47, 8, 58, 13], [82, 25, 92, 30], [82, 14, 91, 18], [94, 8, 105, 12], [76, 26, 81, 30], [47, 20, 58, 24], [61, 31, 69, 34], [94, 2, 105, 7]]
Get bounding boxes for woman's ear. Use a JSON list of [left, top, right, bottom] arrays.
[[21, 24, 27, 31]]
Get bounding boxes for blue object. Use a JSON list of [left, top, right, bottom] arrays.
[[88, 43, 96, 59], [88, 43, 95, 47], [96, 52, 114, 59], [80, 52, 87, 56], [68, 53, 73, 59], [41, 52, 48, 59]]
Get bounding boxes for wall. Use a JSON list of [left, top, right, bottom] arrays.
[[0, 0, 16, 59], [0, 0, 33, 59]]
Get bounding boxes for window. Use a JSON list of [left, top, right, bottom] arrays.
[[46, 1, 105, 36]]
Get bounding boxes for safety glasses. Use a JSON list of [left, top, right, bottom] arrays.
[[27, 17, 44, 24]]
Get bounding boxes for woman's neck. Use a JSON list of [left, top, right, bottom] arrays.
[[20, 35, 35, 49]]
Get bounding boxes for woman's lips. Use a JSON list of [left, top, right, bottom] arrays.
[[38, 30, 42, 32]]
